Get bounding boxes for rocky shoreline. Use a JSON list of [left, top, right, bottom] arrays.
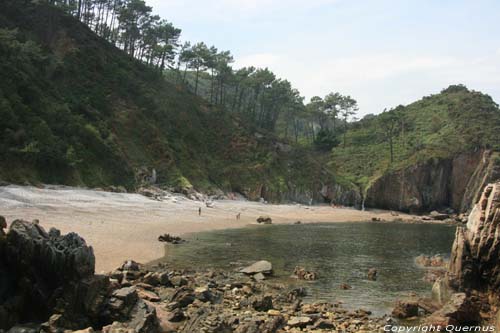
[[1, 182, 499, 332], [0, 219, 393, 333]]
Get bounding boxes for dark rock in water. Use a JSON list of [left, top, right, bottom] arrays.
[[367, 268, 378, 281], [293, 266, 318, 280], [256, 216, 272, 224], [340, 283, 352, 290], [240, 260, 273, 275]]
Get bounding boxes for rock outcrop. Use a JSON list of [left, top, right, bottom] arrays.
[[0, 219, 159, 332], [448, 182, 500, 292], [365, 150, 499, 213], [425, 181, 500, 327]]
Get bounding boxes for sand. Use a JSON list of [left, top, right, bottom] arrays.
[[0, 185, 413, 272]]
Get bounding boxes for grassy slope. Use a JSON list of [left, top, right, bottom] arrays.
[[0, 2, 333, 197], [330, 86, 500, 192]]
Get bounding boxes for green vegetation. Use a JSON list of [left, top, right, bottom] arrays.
[[0, 0, 498, 205], [330, 85, 500, 190], [0, 0, 335, 198]]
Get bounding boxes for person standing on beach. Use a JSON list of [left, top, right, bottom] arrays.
[[236, 213, 241, 220], [198, 207, 201, 216]]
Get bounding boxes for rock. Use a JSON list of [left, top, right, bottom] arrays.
[[293, 221, 302, 225], [73, 328, 95, 333], [391, 300, 419, 318], [0, 216, 6, 230], [293, 266, 318, 280], [240, 261, 273, 275], [371, 217, 381, 222], [448, 182, 500, 291], [251, 295, 273, 312], [256, 216, 272, 224], [430, 211, 450, 221], [426, 293, 480, 326], [171, 287, 195, 308], [287, 316, 312, 328], [194, 286, 213, 302], [340, 283, 352, 290], [0, 220, 100, 330], [137, 289, 161, 302], [121, 260, 140, 272], [170, 276, 188, 287], [252, 272, 266, 281], [367, 268, 378, 281], [166, 309, 185, 322], [267, 309, 281, 316], [313, 319, 335, 329]]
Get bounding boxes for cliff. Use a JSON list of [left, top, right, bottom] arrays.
[[426, 181, 500, 327], [365, 150, 500, 213]]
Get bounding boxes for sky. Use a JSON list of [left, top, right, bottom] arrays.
[[148, 0, 500, 116]]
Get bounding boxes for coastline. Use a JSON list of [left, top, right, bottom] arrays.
[[0, 185, 419, 272]]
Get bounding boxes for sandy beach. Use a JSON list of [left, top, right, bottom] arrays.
[[0, 185, 413, 272]]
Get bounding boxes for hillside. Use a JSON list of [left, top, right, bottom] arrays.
[[0, 1, 334, 201], [328, 85, 500, 212], [0, 1, 499, 212]]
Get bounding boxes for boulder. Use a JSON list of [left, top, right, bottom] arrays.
[[240, 261, 273, 275], [426, 293, 479, 326], [429, 211, 450, 221], [391, 300, 419, 318], [287, 316, 312, 328], [0, 220, 99, 330]]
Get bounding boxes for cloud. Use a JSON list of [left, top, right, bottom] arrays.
[[232, 51, 500, 115]]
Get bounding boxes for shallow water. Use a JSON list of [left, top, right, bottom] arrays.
[[161, 222, 456, 315]]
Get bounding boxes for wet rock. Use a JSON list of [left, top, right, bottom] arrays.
[[367, 268, 378, 281], [256, 216, 272, 224], [293, 266, 318, 280], [240, 261, 273, 275]]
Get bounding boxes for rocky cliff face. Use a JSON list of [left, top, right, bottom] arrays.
[[365, 150, 499, 213], [426, 182, 500, 327], [448, 182, 500, 292], [0, 219, 158, 332]]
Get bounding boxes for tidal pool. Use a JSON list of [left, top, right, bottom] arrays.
[[161, 222, 456, 315]]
